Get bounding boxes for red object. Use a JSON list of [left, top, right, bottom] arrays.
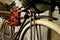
[[7, 10, 23, 26]]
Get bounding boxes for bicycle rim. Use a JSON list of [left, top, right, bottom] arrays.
[[19, 20, 60, 40]]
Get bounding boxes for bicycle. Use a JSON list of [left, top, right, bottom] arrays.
[[18, 10, 60, 40], [1, 8, 60, 40], [1, 1, 60, 40], [17, 0, 60, 40]]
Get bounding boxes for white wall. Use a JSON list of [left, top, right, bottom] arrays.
[[15, 0, 22, 7], [0, 0, 22, 7], [0, 0, 14, 4], [53, 6, 60, 25]]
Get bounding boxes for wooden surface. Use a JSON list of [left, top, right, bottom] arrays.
[[0, 11, 10, 17], [0, 5, 10, 17], [0, 5, 10, 11]]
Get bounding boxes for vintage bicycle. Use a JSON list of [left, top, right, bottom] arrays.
[[0, 0, 60, 40]]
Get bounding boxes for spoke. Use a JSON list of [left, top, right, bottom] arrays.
[[34, 26, 35, 40], [35, 25, 39, 40], [39, 25, 42, 40], [29, 10, 32, 40], [33, 12, 36, 40]]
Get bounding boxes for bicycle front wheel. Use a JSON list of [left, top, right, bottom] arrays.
[[19, 20, 60, 40]]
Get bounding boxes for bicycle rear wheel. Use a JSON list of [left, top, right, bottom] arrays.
[[19, 20, 60, 40]]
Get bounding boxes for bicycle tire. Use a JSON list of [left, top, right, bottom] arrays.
[[19, 19, 60, 40]]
